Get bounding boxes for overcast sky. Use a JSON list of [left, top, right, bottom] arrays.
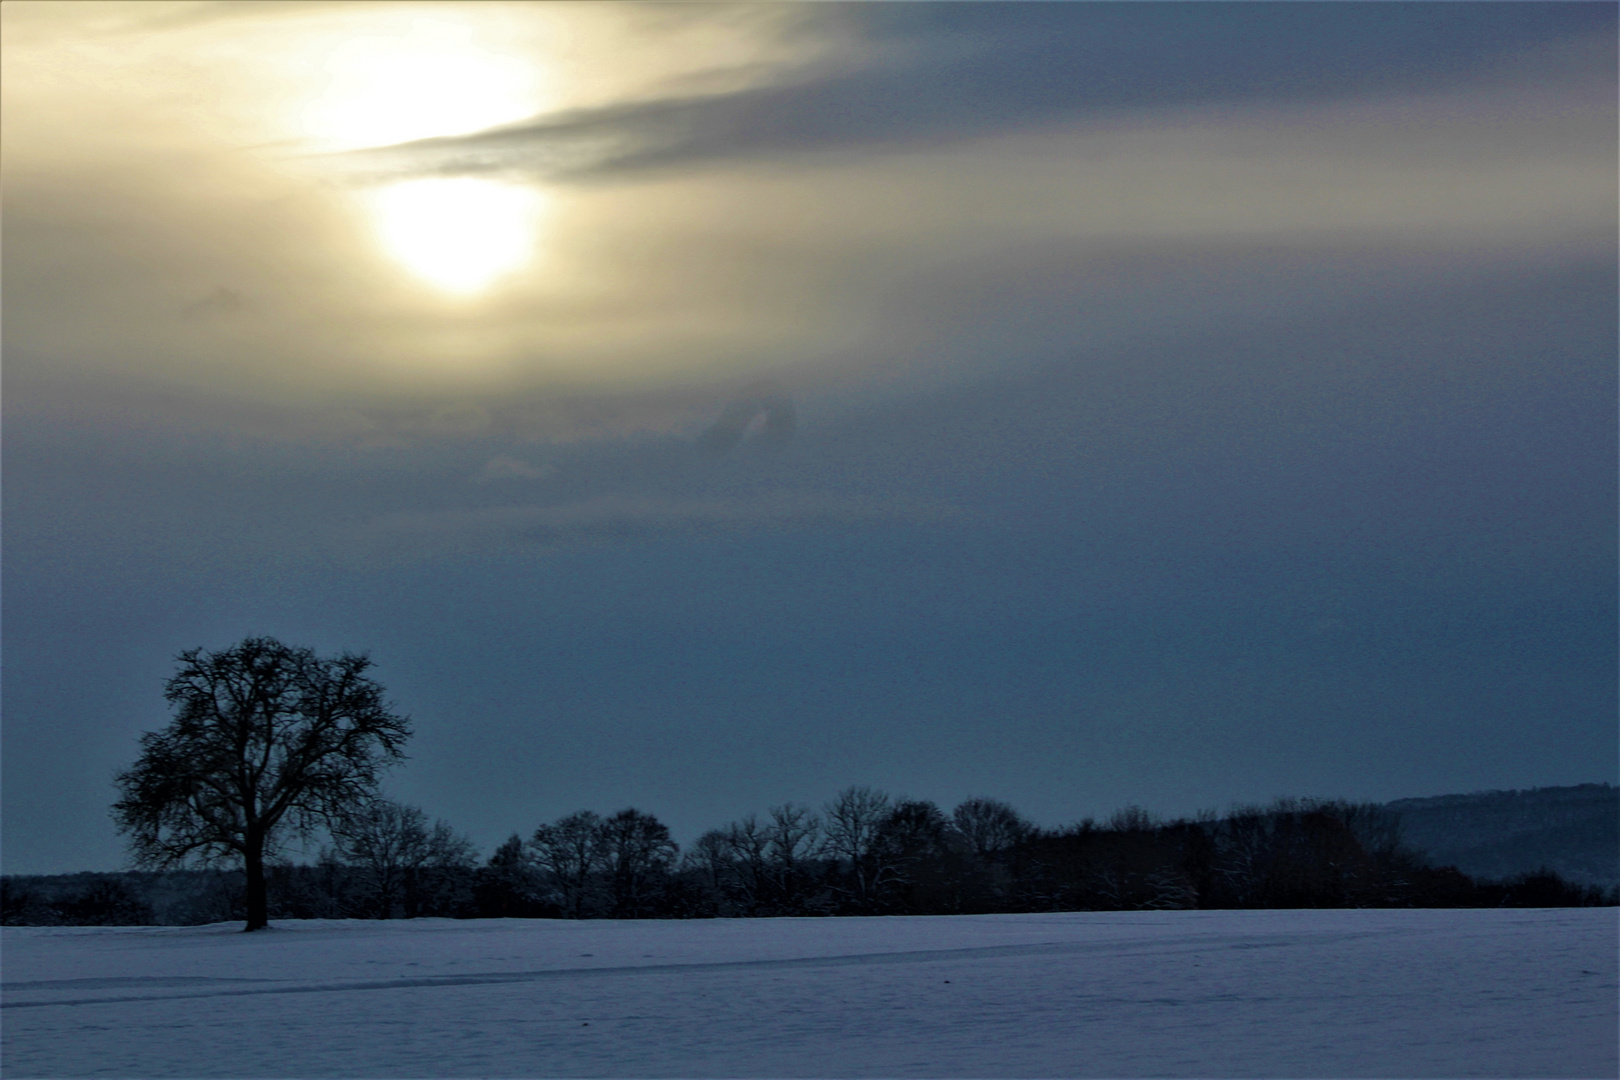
[[4, 2, 1615, 874]]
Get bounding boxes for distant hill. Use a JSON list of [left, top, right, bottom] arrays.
[[1385, 784, 1618, 889]]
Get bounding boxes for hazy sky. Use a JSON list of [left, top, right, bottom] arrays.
[[4, 2, 1615, 874]]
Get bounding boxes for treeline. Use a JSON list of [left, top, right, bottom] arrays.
[[1388, 783, 1619, 888], [5, 789, 1614, 926]]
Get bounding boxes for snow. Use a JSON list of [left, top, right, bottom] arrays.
[[3, 908, 1614, 1078]]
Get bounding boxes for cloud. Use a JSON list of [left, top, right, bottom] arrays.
[[335, 491, 959, 566], [340, 4, 1610, 182], [472, 455, 556, 484], [180, 286, 253, 320], [6, 1, 1611, 455], [697, 380, 796, 456]]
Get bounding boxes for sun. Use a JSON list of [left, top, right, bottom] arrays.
[[366, 178, 546, 295], [297, 14, 551, 294]]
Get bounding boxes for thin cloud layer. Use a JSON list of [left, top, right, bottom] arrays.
[[337, 491, 959, 567], [697, 380, 796, 456], [3, 3, 1614, 875], [4, 2, 1611, 441], [471, 455, 556, 484], [346, 4, 1609, 181]]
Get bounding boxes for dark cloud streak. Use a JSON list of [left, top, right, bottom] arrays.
[[344, 4, 1609, 181]]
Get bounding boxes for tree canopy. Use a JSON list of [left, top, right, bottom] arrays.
[[112, 637, 410, 930]]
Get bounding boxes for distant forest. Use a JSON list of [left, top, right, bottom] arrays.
[[1388, 783, 1617, 889], [5, 784, 1614, 926]]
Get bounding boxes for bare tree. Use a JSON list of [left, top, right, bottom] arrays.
[[531, 811, 606, 918], [682, 829, 738, 908], [822, 786, 892, 910], [480, 834, 539, 917], [1108, 805, 1156, 833], [111, 638, 411, 931], [763, 803, 822, 910], [718, 814, 772, 913], [952, 797, 1034, 857], [332, 799, 429, 919], [599, 808, 678, 917], [881, 800, 951, 857], [685, 805, 824, 915], [331, 799, 476, 919], [766, 804, 821, 867], [409, 819, 479, 918]]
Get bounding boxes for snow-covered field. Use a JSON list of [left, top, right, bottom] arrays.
[[2, 909, 1613, 1078]]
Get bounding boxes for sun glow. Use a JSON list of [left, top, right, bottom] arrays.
[[288, 14, 554, 294], [367, 178, 546, 295], [301, 17, 545, 151]]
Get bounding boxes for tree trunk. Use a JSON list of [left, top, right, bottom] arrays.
[[243, 832, 269, 931]]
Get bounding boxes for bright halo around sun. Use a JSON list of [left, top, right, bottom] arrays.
[[287, 13, 555, 295], [301, 17, 544, 151], [367, 178, 546, 295]]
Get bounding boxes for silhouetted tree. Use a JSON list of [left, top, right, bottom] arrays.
[[331, 799, 477, 918], [685, 805, 825, 916], [1108, 805, 1156, 833], [1496, 868, 1610, 907], [531, 811, 606, 918], [478, 834, 540, 917], [332, 800, 429, 919], [823, 786, 893, 911], [111, 637, 411, 931], [599, 808, 678, 917], [712, 814, 773, 914], [682, 828, 739, 914], [0, 875, 153, 926], [407, 819, 480, 917], [1211, 799, 1379, 908], [875, 799, 961, 913], [288, 847, 353, 919], [952, 797, 1034, 857], [0, 879, 51, 925], [763, 803, 824, 912]]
